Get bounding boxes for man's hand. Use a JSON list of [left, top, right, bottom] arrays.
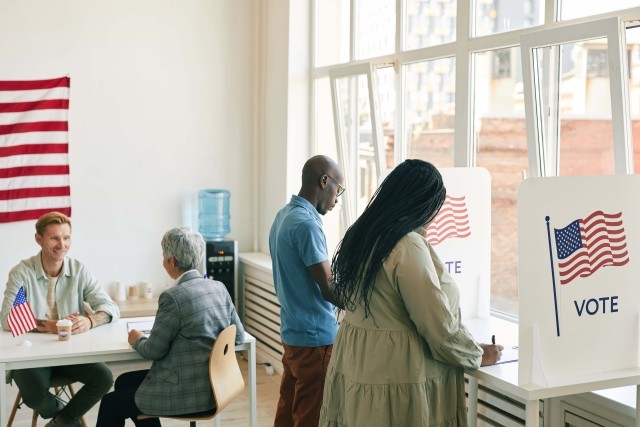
[[66, 312, 91, 334], [34, 313, 94, 334], [35, 319, 57, 334]]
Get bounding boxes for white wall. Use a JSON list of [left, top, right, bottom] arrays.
[[257, 0, 311, 254], [0, 0, 257, 296]]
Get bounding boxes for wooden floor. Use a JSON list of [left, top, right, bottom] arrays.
[[5, 355, 280, 426]]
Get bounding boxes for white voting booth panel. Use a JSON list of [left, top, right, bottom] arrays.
[[380, 166, 491, 319], [380, 168, 491, 319], [518, 175, 640, 386], [430, 167, 491, 319]]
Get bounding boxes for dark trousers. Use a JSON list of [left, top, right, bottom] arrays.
[[12, 362, 113, 422], [97, 370, 216, 427], [274, 343, 333, 427], [96, 370, 160, 427]]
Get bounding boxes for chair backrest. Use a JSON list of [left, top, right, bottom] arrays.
[[209, 324, 245, 413]]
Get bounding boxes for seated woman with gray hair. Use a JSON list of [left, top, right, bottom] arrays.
[[96, 227, 245, 427]]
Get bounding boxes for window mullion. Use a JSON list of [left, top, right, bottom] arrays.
[[454, 0, 473, 167]]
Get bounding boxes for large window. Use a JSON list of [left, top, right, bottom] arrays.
[[329, 64, 386, 226], [405, 0, 457, 49], [404, 58, 456, 168], [473, 47, 527, 314], [315, 0, 350, 67], [313, 77, 343, 253], [311, 0, 640, 318], [473, 0, 544, 37], [560, 0, 640, 20]]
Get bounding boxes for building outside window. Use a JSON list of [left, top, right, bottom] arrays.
[[312, 0, 640, 317]]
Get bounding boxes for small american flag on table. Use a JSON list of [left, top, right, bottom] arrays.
[[8, 285, 37, 337]]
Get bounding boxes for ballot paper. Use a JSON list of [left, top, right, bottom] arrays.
[[495, 344, 518, 365], [126, 320, 154, 334]]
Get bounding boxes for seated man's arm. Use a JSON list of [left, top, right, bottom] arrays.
[[80, 266, 120, 325], [87, 311, 112, 328]]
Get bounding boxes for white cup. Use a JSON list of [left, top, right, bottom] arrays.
[[142, 281, 153, 299], [114, 281, 126, 301]]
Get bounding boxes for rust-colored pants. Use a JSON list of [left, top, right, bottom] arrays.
[[274, 343, 333, 427]]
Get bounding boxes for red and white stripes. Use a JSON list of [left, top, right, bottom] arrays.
[[0, 77, 71, 223]]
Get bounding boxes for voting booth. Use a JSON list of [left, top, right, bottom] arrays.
[[427, 167, 492, 319], [379, 166, 491, 318], [518, 175, 640, 386]]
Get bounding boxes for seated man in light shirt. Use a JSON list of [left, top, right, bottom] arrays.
[[0, 211, 120, 427]]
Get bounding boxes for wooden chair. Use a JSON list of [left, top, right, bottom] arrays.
[[138, 324, 245, 427], [6, 375, 88, 427]]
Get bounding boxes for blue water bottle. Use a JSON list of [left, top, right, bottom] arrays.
[[198, 189, 231, 241]]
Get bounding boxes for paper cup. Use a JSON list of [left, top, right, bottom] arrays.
[[56, 319, 73, 341], [114, 281, 126, 301], [142, 281, 153, 299]]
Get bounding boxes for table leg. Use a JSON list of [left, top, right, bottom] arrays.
[[1, 362, 6, 427], [636, 384, 640, 427], [248, 341, 257, 427], [467, 376, 479, 426], [525, 399, 539, 426]]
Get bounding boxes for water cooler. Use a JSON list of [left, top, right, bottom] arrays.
[[198, 189, 237, 303], [205, 240, 238, 305]]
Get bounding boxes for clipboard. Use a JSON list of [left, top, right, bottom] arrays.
[[495, 345, 518, 365], [126, 320, 154, 334]]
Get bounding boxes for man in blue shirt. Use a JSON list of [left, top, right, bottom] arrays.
[[269, 155, 345, 427]]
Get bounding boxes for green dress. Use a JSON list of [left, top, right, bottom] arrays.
[[319, 232, 483, 427]]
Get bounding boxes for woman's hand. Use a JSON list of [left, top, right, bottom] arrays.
[[479, 343, 504, 366], [128, 329, 145, 346]]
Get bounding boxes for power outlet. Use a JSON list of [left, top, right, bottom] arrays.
[[265, 363, 274, 376]]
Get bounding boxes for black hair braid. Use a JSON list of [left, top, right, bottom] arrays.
[[332, 159, 446, 319]]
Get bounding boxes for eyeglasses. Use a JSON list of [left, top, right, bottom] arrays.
[[326, 175, 345, 197]]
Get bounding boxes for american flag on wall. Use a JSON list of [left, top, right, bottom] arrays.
[[0, 77, 71, 223], [554, 210, 629, 285], [426, 195, 471, 245]]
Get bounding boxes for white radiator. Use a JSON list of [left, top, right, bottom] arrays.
[[239, 253, 284, 372], [467, 380, 545, 426]]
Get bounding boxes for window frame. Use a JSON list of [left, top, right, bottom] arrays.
[[329, 63, 386, 226], [521, 16, 633, 177], [310, 0, 640, 318]]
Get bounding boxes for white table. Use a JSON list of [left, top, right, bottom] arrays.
[[464, 316, 640, 426], [0, 317, 257, 427]]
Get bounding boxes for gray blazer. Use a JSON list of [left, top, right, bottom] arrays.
[[132, 270, 244, 416]]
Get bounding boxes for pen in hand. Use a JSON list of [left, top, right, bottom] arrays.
[[480, 334, 502, 366]]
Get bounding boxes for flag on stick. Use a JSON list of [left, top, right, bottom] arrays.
[[554, 210, 629, 285], [426, 195, 471, 245], [8, 285, 37, 337], [0, 77, 71, 223]]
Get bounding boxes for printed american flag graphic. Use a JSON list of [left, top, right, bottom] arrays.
[[0, 77, 71, 223], [8, 286, 37, 337], [426, 195, 471, 246], [554, 211, 629, 285]]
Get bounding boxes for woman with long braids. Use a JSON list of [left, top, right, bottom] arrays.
[[319, 159, 503, 427]]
